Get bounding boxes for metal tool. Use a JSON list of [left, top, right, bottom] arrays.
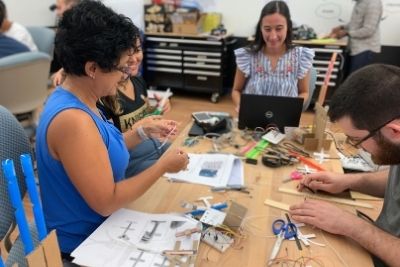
[[262, 147, 298, 168], [268, 218, 297, 265]]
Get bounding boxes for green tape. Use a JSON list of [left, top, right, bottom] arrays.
[[245, 139, 269, 159]]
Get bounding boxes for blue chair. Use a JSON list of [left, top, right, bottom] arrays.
[[303, 67, 317, 111], [26, 26, 55, 57]]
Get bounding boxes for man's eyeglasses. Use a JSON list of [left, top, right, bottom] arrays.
[[347, 117, 397, 148], [113, 66, 131, 82]]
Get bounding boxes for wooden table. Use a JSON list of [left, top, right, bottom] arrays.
[[126, 122, 382, 267]]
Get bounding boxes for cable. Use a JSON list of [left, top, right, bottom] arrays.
[[320, 230, 349, 267]]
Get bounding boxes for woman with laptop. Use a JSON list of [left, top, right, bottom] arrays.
[[231, 0, 314, 113]]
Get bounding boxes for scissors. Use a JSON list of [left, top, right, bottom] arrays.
[[268, 219, 298, 265], [282, 170, 303, 183]]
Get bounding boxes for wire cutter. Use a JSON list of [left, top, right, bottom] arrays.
[[268, 219, 297, 265]]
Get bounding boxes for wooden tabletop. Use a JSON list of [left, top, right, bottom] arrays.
[[126, 119, 382, 267]]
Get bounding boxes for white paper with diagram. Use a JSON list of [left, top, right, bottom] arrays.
[[164, 153, 243, 187], [71, 208, 201, 267]]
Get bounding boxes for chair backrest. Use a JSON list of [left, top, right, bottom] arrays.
[[303, 67, 317, 111], [26, 26, 55, 57], [0, 105, 32, 249], [0, 51, 51, 115]]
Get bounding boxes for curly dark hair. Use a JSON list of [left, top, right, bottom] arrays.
[[248, 0, 293, 53], [0, 0, 6, 25], [328, 64, 400, 131], [55, 0, 140, 76]]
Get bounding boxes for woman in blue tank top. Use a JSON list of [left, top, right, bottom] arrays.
[[36, 1, 189, 260]]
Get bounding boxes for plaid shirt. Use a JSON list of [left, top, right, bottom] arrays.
[[345, 0, 383, 55]]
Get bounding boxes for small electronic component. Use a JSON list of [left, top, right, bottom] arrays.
[[201, 228, 233, 252], [262, 130, 286, 144], [192, 112, 219, 126]]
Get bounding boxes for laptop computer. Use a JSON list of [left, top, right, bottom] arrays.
[[238, 94, 304, 131]]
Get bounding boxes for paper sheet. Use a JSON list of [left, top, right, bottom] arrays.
[[71, 209, 201, 267], [165, 153, 244, 187]]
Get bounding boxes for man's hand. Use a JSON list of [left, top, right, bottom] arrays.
[[289, 199, 355, 235], [298, 171, 350, 194]]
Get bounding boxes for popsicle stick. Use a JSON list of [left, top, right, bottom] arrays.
[[278, 187, 373, 209], [264, 199, 290, 211]]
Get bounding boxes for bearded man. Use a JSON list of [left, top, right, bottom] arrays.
[[290, 64, 400, 267]]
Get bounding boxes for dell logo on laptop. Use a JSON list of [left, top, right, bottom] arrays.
[[265, 111, 274, 119]]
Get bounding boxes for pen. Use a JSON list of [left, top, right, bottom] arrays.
[[21, 154, 47, 241], [2, 159, 34, 255]]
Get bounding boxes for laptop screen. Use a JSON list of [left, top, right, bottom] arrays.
[[238, 94, 304, 131]]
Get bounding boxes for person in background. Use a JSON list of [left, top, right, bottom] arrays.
[[0, 0, 37, 51], [231, 0, 314, 113], [0, 33, 29, 58], [36, 0, 189, 260], [290, 64, 400, 267], [54, 0, 80, 18], [328, 0, 382, 75], [0, 1, 29, 58], [97, 36, 175, 177], [49, 0, 80, 73]]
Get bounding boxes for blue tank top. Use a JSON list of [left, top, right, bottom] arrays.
[[36, 87, 129, 253]]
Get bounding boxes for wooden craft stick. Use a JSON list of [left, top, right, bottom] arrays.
[[350, 191, 382, 201], [278, 187, 373, 209], [264, 199, 290, 211]]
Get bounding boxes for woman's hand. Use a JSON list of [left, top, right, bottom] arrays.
[[52, 68, 66, 86], [135, 116, 178, 140], [158, 148, 189, 173], [154, 93, 171, 113]]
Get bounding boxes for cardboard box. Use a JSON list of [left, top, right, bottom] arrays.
[[172, 23, 199, 34], [170, 11, 201, 34]]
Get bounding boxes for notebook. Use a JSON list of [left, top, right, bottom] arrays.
[[238, 94, 304, 131]]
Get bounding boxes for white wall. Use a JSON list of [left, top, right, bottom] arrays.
[[2, 0, 143, 28], [3, 0, 400, 46], [210, 0, 400, 46], [3, 0, 56, 27]]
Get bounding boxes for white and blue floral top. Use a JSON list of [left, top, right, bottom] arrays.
[[235, 46, 315, 97]]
